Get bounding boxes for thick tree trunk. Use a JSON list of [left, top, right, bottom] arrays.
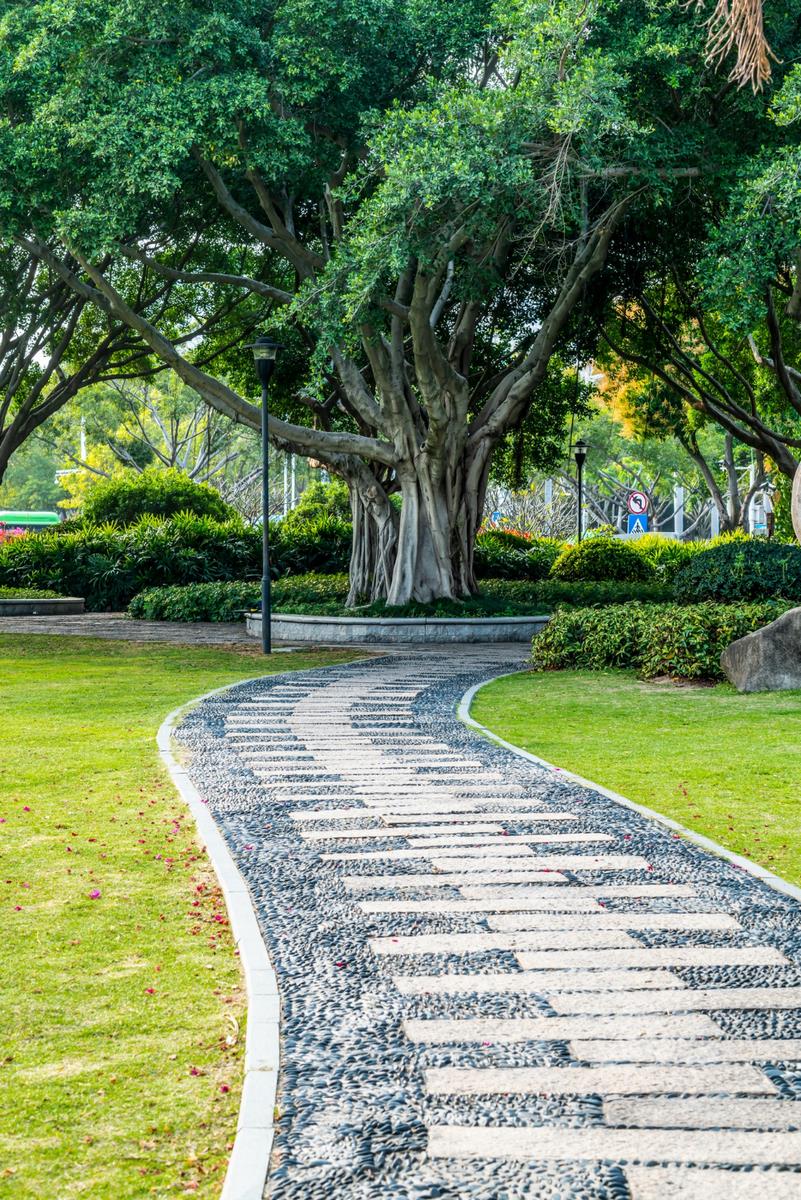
[[347, 484, 398, 605], [383, 450, 485, 606]]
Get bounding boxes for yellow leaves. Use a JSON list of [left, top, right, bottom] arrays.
[[56, 446, 118, 514], [594, 358, 649, 438]]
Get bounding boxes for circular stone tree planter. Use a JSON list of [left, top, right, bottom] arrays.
[[0, 597, 85, 616], [246, 611, 549, 644]]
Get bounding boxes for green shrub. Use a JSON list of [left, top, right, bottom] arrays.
[[475, 532, 563, 581], [550, 536, 656, 582], [631, 534, 701, 582], [82, 468, 236, 525], [0, 515, 262, 610], [281, 480, 352, 527], [271, 514, 351, 575], [674, 540, 801, 603], [128, 581, 260, 622], [273, 573, 351, 607], [127, 574, 673, 622], [0, 507, 354, 611], [480, 578, 673, 607], [477, 528, 534, 550], [532, 600, 791, 680], [585, 523, 618, 539], [0, 586, 62, 599], [128, 574, 352, 621]]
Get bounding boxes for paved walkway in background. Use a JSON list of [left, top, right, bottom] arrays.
[[175, 649, 801, 1199], [0, 612, 254, 644]]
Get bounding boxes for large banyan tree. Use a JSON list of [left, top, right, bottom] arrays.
[[0, 0, 787, 602]]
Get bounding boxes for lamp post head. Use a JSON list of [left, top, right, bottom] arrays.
[[246, 336, 284, 388], [573, 438, 588, 469]]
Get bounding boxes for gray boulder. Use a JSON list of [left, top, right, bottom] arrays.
[[721, 606, 801, 692]]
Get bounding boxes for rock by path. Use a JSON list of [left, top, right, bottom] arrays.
[[175, 648, 801, 1199]]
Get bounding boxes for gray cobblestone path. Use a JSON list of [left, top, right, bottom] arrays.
[[175, 648, 801, 1199]]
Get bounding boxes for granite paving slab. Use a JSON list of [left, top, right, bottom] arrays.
[[174, 647, 801, 1198]]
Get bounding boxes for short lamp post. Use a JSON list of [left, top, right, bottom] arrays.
[[574, 438, 588, 543], [247, 336, 283, 654]]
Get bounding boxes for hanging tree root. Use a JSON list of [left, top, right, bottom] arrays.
[[691, 0, 777, 92]]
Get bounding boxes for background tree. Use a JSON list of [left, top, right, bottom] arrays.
[[38, 381, 311, 521], [0, 241, 138, 484], [1, 0, 794, 600], [0, 437, 64, 511]]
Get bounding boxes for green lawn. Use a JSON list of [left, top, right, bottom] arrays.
[[0, 635, 357, 1199], [473, 669, 801, 887]]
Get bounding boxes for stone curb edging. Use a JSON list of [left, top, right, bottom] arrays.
[[246, 611, 550, 645], [157, 680, 281, 1200], [458, 670, 801, 907], [0, 596, 85, 616]]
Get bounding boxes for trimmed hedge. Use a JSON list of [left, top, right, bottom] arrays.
[[0, 586, 62, 599], [0, 514, 262, 611], [0, 512, 350, 611], [127, 575, 674, 622], [271, 572, 351, 608], [128, 574, 351, 622], [128, 580, 261, 622], [550, 537, 656, 583], [482, 578, 672, 608], [674, 540, 801, 603], [531, 600, 792, 680], [82, 467, 237, 525]]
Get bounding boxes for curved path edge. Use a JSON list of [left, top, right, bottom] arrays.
[[459, 669, 801, 907], [158, 679, 282, 1200]]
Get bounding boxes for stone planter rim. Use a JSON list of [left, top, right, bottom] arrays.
[[249, 611, 548, 626], [0, 596, 85, 616], [246, 610, 549, 644]]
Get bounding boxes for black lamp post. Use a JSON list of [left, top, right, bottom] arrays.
[[247, 336, 283, 654], [574, 438, 588, 543]]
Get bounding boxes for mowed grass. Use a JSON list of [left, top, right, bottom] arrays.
[[473, 669, 801, 887], [0, 635, 358, 1199]]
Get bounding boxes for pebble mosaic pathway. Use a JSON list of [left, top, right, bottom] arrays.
[[175, 647, 801, 1198]]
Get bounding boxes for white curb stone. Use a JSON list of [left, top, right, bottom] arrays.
[[158, 680, 282, 1200]]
